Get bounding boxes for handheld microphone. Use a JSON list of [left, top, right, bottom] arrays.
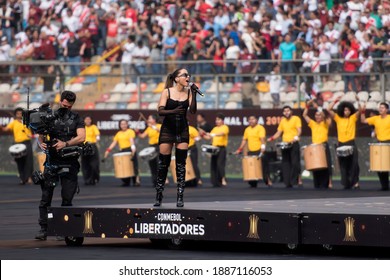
[[189, 82, 204, 97]]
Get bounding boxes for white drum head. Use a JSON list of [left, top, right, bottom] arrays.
[[9, 144, 27, 153], [139, 147, 156, 157], [113, 152, 132, 157]]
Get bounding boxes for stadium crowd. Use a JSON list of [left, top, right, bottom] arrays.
[[0, 0, 389, 95]]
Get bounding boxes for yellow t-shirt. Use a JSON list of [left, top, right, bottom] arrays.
[[144, 124, 161, 145], [277, 116, 302, 142], [189, 125, 199, 148], [113, 129, 136, 150], [6, 120, 32, 143], [211, 124, 229, 147], [85, 124, 100, 143], [334, 113, 358, 143], [308, 120, 329, 144], [243, 124, 266, 151], [366, 115, 390, 141]]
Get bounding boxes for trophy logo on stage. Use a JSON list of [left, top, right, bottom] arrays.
[[247, 214, 259, 239], [83, 210, 94, 234], [343, 217, 357, 242]]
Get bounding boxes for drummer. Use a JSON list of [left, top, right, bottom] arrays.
[[203, 113, 230, 187], [302, 99, 333, 188], [104, 119, 139, 187], [234, 115, 271, 187], [136, 114, 161, 186], [188, 123, 202, 186], [360, 102, 390, 191], [81, 116, 100, 186], [1, 107, 33, 185], [326, 96, 360, 189], [267, 106, 302, 188]]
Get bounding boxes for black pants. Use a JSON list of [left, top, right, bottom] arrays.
[[189, 145, 201, 181], [338, 141, 359, 189], [247, 150, 270, 187], [312, 143, 332, 188], [210, 146, 226, 187], [120, 148, 139, 185], [281, 142, 301, 187], [14, 140, 33, 183], [148, 145, 159, 186], [81, 143, 100, 184], [38, 157, 80, 230]]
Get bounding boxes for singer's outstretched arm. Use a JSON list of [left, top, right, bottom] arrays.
[[189, 87, 197, 114]]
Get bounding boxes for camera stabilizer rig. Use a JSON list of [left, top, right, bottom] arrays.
[[31, 144, 94, 185]]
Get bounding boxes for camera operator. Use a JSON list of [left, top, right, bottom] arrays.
[[35, 90, 86, 240]]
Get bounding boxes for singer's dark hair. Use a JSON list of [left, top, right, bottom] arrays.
[[165, 68, 186, 89]]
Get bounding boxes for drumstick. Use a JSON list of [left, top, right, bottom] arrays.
[[133, 114, 147, 132], [139, 112, 148, 122]]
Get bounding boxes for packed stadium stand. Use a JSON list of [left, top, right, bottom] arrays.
[[0, 0, 389, 110]]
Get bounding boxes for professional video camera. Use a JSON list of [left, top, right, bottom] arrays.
[[23, 103, 93, 157], [23, 103, 57, 135]]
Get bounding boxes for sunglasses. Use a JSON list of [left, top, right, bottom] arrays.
[[177, 73, 191, 78]]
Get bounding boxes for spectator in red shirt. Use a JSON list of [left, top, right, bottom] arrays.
[[28, 3, 42, 26], [106, 12, 118, 47], [124, 1, 138, 24], [176, 28, 190, 61], [39, 31, 56, 60], [192, 19, 208, 50], [88, 8, 100, 56], [78, 21, 93, 63], [239, 44, 257, 82], [196, 0, 213, 20], [343, 40, 358, 92], [209, 39, 225, 75]]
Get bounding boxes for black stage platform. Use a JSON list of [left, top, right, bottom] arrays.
[[48, 196, 390, 248]]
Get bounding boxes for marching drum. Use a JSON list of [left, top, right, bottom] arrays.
[[138, 147, 158, 160], [242, 156, 263, 181], [113, 152, 134, 178], [201, 144, 220, 156], [37, 152, 46, 172], [336, 146, 354, 157], [302, 144, 327, 171], [9, 144, 27, 158], [170, 155, 196, 183], [276, 142, 292, 150], [369, 143, 390, 172]]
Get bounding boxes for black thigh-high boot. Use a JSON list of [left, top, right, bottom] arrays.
[[175, 148, 187, 207], [153, 153, 171, 206]]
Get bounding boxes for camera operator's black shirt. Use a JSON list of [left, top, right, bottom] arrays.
[[47, 110, 84, 161], [52, 110, 84, 142]]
